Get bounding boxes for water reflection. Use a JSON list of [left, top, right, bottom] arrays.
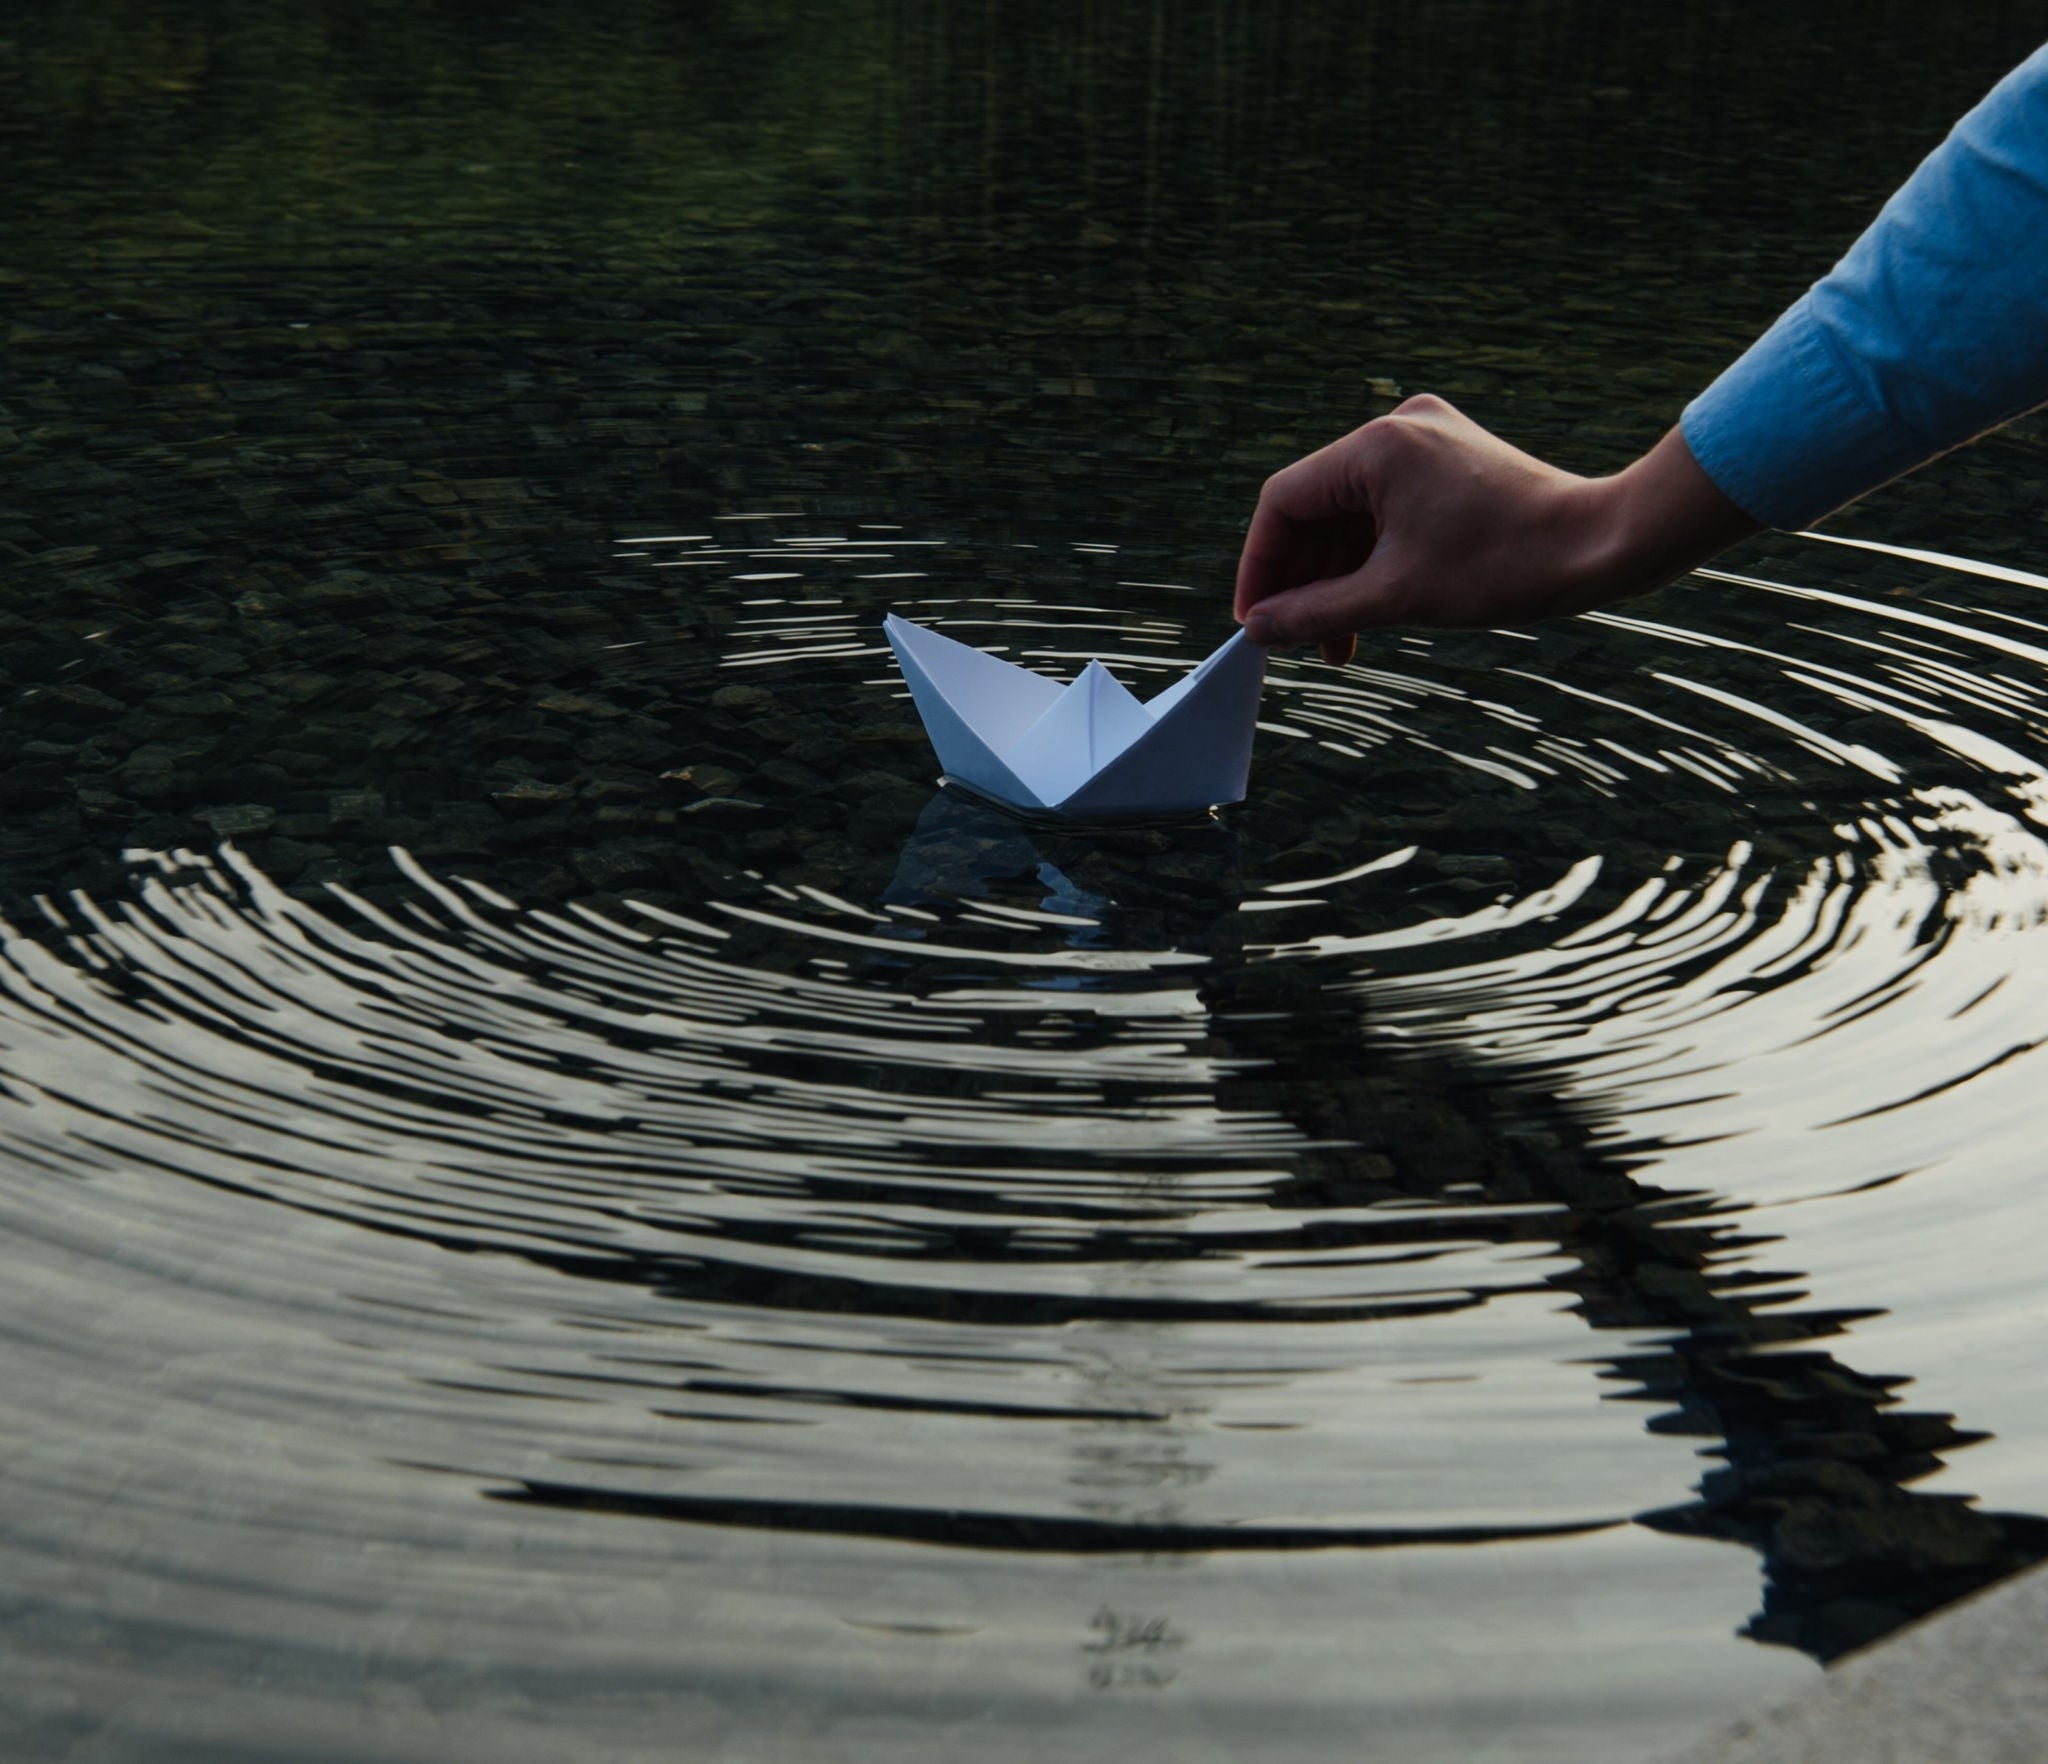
[[882, 778, 2048, 1660]]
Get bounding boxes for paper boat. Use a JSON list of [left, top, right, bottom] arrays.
[[883, 613, 1266, 817]]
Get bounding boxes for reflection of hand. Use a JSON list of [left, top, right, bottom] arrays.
[[1234, 394, 1762, 658]]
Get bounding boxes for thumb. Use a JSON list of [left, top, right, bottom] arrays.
[[1242, 566, 1396, 648]]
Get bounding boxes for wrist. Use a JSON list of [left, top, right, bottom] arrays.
[[1573, 425, 1764, 610]]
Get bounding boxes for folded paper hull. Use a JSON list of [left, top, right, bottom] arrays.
[[883, 613, 1265, 818]]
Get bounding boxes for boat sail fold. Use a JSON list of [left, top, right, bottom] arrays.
[[883, 613, 1266, 816]]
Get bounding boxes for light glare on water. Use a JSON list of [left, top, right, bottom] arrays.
[[9, 525, 2048, 1757]]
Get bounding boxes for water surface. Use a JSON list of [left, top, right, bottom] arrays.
[[4, 5, 2048, 1761]]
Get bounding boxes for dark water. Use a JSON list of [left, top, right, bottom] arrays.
[[5, 4, 2048, 1760]]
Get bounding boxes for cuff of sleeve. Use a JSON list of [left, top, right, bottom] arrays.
[[1680, 295, 1934, 531]]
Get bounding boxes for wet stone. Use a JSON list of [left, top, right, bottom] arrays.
[[376, 816, 432, 851], [293, 857, 352, 891], [198, 803, 277, 836], [537, 690, 627, 719], [269, 673, 339, 705], [576, 729, 673, 768], [329, 790, 387, 824], [412, 810, 497, 856], [845, 768, 923, 799], [571, 845, 661, 889], [253, 837, 322, 880], [76, 788, 136, 823], [747, 716, 816, 749], [116, 764, 189, 803], [272, 750, 336, 779], [786, 735, 845, 768], [495, 812, 578, 848], [1436, 854, 1514, 880], [848, 722, 926, 746], [160, 642, 242, 676], [848, 791, 928, 850], [581, 774, 647, 803], [710, 683, 773, 714], [753, 758, 829, 794], [48, 683, 125, 713], [0, 762, 70, 807], [156, 691, 236, 717], [509, 730, 578, 763], [664, 764, 740, 796]]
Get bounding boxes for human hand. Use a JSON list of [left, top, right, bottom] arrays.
[[1234, 395, 1761, 656]]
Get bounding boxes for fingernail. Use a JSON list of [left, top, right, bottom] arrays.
[[1246, 612, 1275, 645]]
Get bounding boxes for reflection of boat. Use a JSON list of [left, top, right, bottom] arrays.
[[884, 614, 1266, 817], [879, 784, 1243, 940]]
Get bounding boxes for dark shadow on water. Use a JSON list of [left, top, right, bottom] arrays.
[[859, 790, 2048, 1664]]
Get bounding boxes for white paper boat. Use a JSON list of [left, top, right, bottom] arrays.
[[883, 613, 1266, 817]]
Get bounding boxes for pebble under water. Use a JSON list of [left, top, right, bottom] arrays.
[[6, 4, 2048, 1761]]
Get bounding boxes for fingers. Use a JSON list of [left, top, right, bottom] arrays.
[[1244, 571, 1392, 649], [1236, 409, 1441, 659], [1233, 497, 1299, 623], [1233, 435, 1373, 622]]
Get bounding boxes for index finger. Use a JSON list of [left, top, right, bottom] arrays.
[[1234, 495, 1303, 622], [1232, 437, 1369, 621]]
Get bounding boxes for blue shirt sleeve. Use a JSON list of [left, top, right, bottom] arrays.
[[1681, 42, 2048, 531]]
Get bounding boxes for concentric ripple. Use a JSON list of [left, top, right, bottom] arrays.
[[10, 525, 2048, 1759]]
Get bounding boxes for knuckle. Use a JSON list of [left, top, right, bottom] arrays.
[[1256, 466, 1299, 510], [1353, 415, 1411, 476]]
